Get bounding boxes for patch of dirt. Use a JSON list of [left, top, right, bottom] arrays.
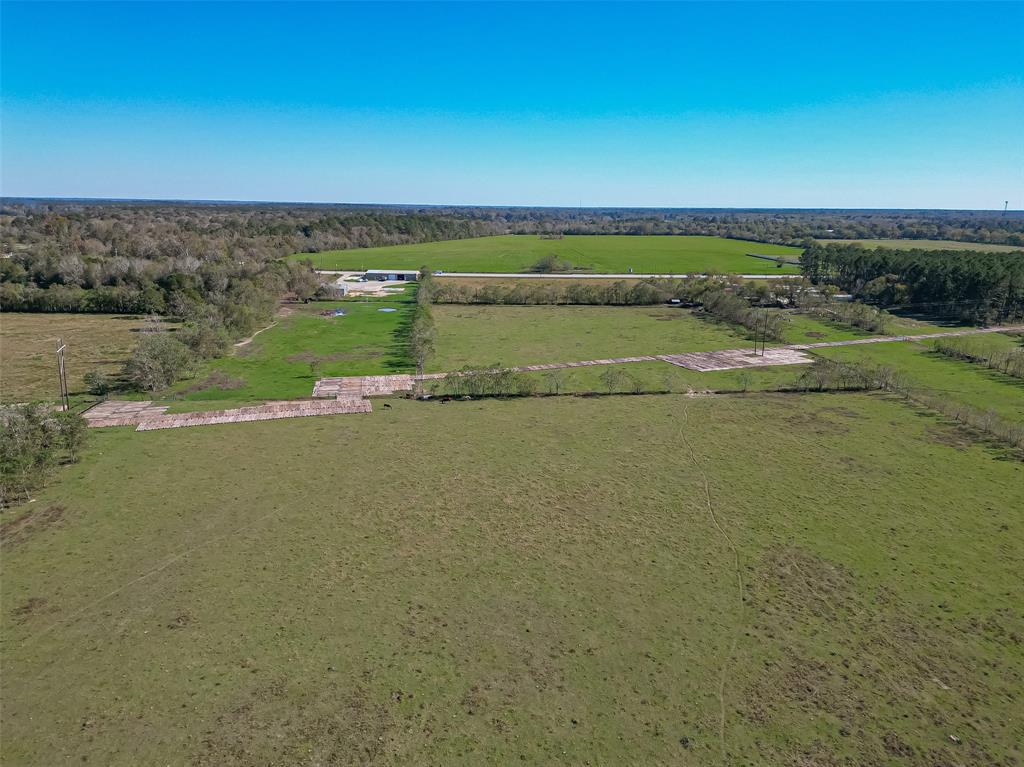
[[193, 680, 399, 766], [925, 424, 974, 450], [12, 596, 51, 623], [785, 411, 851, 436], [804, 331, 827, 339], [181, 373, 246, 394], [819, 406, 864, 420], [167, 610, 194, 629], [0, 505, 66, 548]]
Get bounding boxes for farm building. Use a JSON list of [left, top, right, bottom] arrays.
[[364, 269, 419, 282]]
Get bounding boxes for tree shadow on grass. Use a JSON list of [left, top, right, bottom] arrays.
[[384, 307, 415, 373]]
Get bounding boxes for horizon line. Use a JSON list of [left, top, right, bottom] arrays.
[[1, 196, 1020, 215]]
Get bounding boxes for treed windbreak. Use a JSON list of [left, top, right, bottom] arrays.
[[800, 244, 1024, 324]]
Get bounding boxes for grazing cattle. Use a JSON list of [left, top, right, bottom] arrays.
[[382, 403, 392, 409]]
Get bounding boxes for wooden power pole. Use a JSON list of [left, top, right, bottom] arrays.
[[56, 338, 70, 411]]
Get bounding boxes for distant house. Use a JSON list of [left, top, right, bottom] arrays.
[[364, 269, 419, 282]]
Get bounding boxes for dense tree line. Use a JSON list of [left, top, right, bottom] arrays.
[[409, 270, 437, 383], [3, 202, 1021, 273], [801, 243, 1024, 323], [432, 276, 814, 309], [804, 300, 893, 334]]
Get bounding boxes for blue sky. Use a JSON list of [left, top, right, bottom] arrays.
[[2, 1, 1021, 209]]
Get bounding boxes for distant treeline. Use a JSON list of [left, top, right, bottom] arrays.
[[4, 201, 1022, 326], [800, 243, 1024, 323]]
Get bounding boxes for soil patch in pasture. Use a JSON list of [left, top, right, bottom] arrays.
[[12, 596, 52, 623], [194, 681, 398, 767], [0, 505, 67, 548], [182, 372, 247, 394]]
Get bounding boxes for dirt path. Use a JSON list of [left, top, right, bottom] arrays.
[[678, 401, 745, 763], [233, 321, 278, 348], [232, 305, 296, 348]]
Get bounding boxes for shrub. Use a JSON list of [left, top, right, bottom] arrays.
[[83, 369, 114, 396], [123, 333, 196, 392], [0, 404, 89, 506]]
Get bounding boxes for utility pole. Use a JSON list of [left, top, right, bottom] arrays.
[[55, 338, 70, 411], [761, 310, 770, 356]]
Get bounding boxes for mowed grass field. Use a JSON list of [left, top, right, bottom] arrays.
[[169, 295, 414, 403], [2, 393, 1022, 765], [429, 305, 750, 371], [292, 235, 803, 274], [0, 313, 157, 403], [816, 334, 1024, 422], [816, 238, 1024, 252]]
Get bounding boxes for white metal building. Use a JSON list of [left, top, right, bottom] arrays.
[[364, 269, 420, 282]]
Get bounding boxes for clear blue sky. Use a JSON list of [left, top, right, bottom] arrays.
[[2, 1, 1021, 209]]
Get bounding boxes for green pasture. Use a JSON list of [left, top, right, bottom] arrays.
[[291, 235, 803, 274], [815, 334, 1024, 422], [815, 238, 1024, 252], [775, 311, 945, 345], [424, 359, 802, 397], [170, 295, 414, 402], [3, 393, 1021, 765], [429, 304, 751, 371]]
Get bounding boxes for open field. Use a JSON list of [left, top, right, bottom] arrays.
[[292, 235, 803, 274], [775, 311, 947, 345], [3, 393, 1022, 765], [0, 313, 159, 403], [816, 334, 1024, 422], [169, 295, 414, 402], [424, 359, 802, 397], [430, 305, 751, 371], [816, 238, 1024, 252]]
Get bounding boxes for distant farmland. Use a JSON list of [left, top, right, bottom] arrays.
[[291, 235, 803, 274], [816, 238, 1024, 252]]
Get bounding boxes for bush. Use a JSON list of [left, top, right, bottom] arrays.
[[123, 333, 196, 392], [83, 369, 114, 396], [1, 405, 89, 506], [530, 254, 575, 273]]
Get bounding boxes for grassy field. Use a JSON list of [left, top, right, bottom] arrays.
[[775, 311, 946, 345], [169, 295, 414, 402], [816, 238, 1024, 252], [425, 359, 803, 397], [430, 305, 751, 371], [816, 334, 1024, 422], [3, 392, 1022, 765], [0, 313, 158, 403], [292, 235, 803, 274]]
